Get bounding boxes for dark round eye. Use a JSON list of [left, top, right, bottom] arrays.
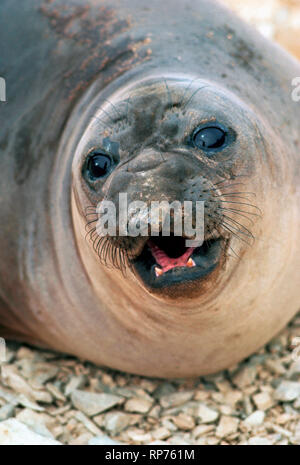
[[87, 153, 112, 179], [193, 126, 227, 151]]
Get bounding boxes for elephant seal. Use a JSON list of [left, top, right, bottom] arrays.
[[0, 0, 299, 377]]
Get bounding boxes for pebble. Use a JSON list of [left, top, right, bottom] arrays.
[[1, 366, 52, 403], [244, 410, 265, 427], [104, 411, 132, 434], [71, 390, 123, 416], [151, 426, 171, 440], [252, 392, 274, 411], [74, 411, 103, 436], [172, 413, 195, 431], [69, 432, 93, 445], [46, 383, 66, 402], [247, 436, 272, 445], [275, 381, 300, 402], [216, 416, 239, 438], [16, 408, 55, 439], [17, 394, 45, 412], [127, 429, 152, 443], [64, 375, 87, 397], [153, 382, 176, 399], [0, 403, 15, 421], [223, 390, 243, 408], [196, 403, 219, 423], [124, 397, 153, 414], [232, 366, 257, 388], [264, 359, 286, 375], [159, 391, 194, 409], [30, 363, 59, 387], [0, 419, 61, 445]]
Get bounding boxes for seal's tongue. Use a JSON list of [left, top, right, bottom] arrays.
[[148, 240, 196, 275]]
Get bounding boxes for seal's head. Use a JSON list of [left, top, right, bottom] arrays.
[[72, 75, 266, 302]]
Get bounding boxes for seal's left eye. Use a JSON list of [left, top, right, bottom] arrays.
[[192, 126, 227, 151], [87, 153, 112, 179]]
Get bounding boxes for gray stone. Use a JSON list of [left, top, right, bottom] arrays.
[[104, 412, 131, 434], [16, 408, 55, 439], [71, 389, 123, 416], [248, 436, 272, 445], [275, 381, 300, 402], [65, 375, 86, 397], [124, 397, 153, 414], [0, 403, 15, 421], [159, 391, 193, 409], [216, 415, 239, 438], [196, 403, 219, 424], [244, 410, 265, 427], [0, 419, 61, 445]]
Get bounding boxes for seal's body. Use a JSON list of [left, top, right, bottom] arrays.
[[0, 0, 299, 377]]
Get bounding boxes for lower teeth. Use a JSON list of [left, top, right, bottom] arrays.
[[154, 258, 196, 277]]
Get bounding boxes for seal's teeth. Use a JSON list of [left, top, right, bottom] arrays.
[[186, 258, 196, 268], [155, 266, 164, 277]]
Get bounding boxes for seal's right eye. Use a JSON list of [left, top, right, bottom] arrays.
[[191, 124, 228, 152], [86, 152, 112, 180]]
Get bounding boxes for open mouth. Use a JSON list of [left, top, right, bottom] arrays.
[[131, 233, 225, 290]]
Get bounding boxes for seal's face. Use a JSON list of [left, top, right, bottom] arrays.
[[73, 75, 261, 300]]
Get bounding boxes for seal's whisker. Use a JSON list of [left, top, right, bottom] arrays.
[[217, 207, 256, 225], [90, 115, 111, 130], [98, 105, 116, 125], [163, 77, 173, 108], [180, 77, 202, 107], [85, 218, 98, 229], [213, 194, 257, 202], [93, 235, 104, 254], [158, 149, 165, 163], [125, 88, 137, 128], [227, 245, 241, 260], [207, 224, 239, 260], [85, 213, 98, 218], [221, 215, 255, 240], [221, 223, 253, 247], [217, 206, 261, 218], [217, 200, 262, 214], [213, 192, 256, 197], [182, 85, 208, 111], [211, 224, 241, 260], [213, 174, 249, 186], [102, 98, 123, 121], [222, 219, 254, 240], [209, 182, 246, 191], [85, 226, 96, 240], [85, 226, 95, 241], [118, 248, 126, 274], [91, 232, 129, 275], [85, 205, 97, 212]]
